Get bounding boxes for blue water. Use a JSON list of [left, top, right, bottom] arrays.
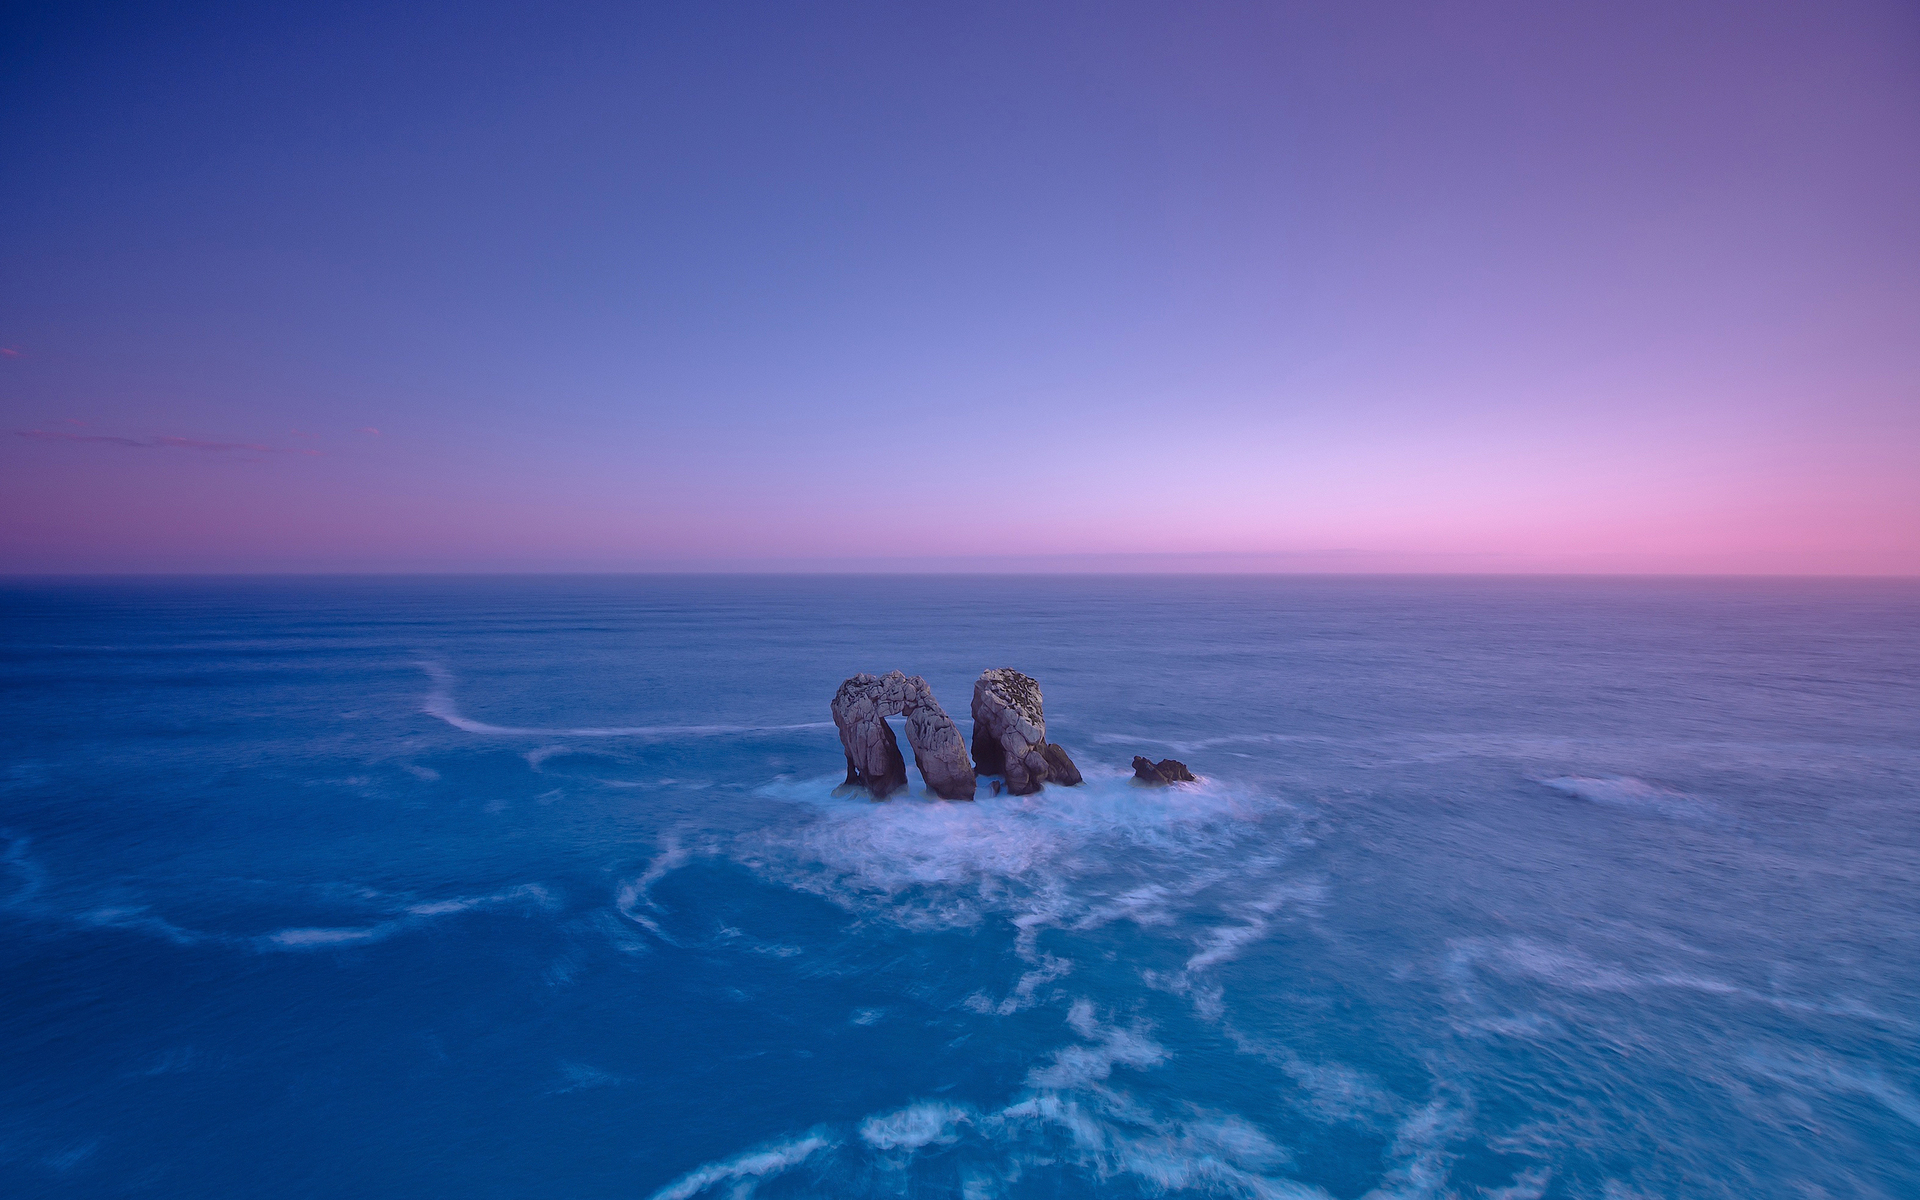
[[2, 576, 1916, 1199]]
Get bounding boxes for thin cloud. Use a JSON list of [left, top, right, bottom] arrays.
[[155, 435, 282, 452], [14, 429, 321, 456], [357, 426, 380, 435], [17, 430, 149, 447], [0, 348, 20, 358]]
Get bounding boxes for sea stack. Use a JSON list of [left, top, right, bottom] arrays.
[[1131, 756, 1196, 785], [831, 672, 976, 800], [971, 668, 1082, 794]]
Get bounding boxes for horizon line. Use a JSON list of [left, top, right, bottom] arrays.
[[3, 570, 1917, 581]]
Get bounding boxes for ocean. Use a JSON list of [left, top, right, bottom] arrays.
[[1, 575, 1915, 1198]]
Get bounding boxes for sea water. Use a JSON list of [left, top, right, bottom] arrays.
[[1, 575, 1915, 1199]]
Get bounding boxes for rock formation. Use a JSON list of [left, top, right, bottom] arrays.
[[1041, 742, 1083, 786], [971, 668, 1082, 795], [1131, 756, 1196, 785], [832, 672, 976, 800]]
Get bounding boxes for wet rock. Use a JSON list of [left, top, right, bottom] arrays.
[[1155, 758, 1195, 782], [1131, 756, 1195, 785], [971, 668, 1081, 795], [1041, 742, 1083, 786], [841, 708, 907, 795], [832, 671, 975, 800], [904, 689, 977, 801]]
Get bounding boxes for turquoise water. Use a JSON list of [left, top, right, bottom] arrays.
[[2, 576, 1916, 1198]]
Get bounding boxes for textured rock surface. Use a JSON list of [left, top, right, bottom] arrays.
[[832, 671, 975, 799], [841, 708, 906, 795], [971, 668, 1081, 795], [1155, 758, 1195, 782], [903, 690, 976, 800], [1131, 756, 1195, 785], [1041, 742, 1083, 786]]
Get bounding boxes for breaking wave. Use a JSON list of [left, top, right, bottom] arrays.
[[741, 767, 1304, 941]]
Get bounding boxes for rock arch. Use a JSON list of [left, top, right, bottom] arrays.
[[831, 671, 976, 800]]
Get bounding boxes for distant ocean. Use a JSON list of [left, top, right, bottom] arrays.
[[2, 575, 1916, 1199]]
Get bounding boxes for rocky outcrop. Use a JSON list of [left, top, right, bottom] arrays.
[[1131, 756, 1195, 785], [843, 708, 907, 796], [971, 668, 1082, 795], [904, 692, 976, 800], [832, 672, 975, 800], [1041, 742, 1083, 786]]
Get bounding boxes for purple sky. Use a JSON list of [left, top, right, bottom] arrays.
[[4, 1, 1917, 573]]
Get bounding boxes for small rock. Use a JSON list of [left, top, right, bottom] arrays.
[[1041, 742, 1083, 786], [1154, 758, 1195, 782], [1131, 756, 1195, 785]]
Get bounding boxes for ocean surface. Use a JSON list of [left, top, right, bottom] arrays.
[[2, 575, 1916, 1199]]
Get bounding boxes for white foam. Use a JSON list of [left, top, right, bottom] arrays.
[[404, 898, 484, 916], [1130, 880, 1325, 1003], [1094, 731, 1335, 756], [258, 884, 556, 952], [555, 1061, 624, 1092], [1539, 776, 1717, 823], [859, 1102, 973, 1151], [1223, 1030, 1400, 1125], [79, 905, 203, 945], [664, 1028, 1337, 1199], [746, 768, 1293, 941], [615, 837, 690, 942], [421, 662, 831, 740], [1187, 922, 1269, 972], [1025, 1006, 1168, 1089], [1367, 1098, 1466, 1199], [992, 1089, 1325, 1199], [965, 954, 1073, 1015], [1482, 1167, 1552, 1200], [268, 926, 383, 947], [1443, 935, 1908, 1027], [1742, 1048, 1920, 1129], [647, 1132, 835, 1200]]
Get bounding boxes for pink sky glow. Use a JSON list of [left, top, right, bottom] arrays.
[[2, 3, 1916, 573]]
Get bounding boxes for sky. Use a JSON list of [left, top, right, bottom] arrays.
[[3, 1, 1917, 574]]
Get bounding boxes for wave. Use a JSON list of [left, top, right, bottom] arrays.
[[257, 884, 558, 952], [647, 1131, 837, 1200], [859, 1101, 972, 1151], [1, 832, 48, 908], [1537, 775, 1719, 824], [1741, 1049, 1920, 1130], [614, 838, 689, 945], [1093, 731, 1337, 755], [419, 662, 833, 740], [744, 767, 1300, 943], [620, 769, 1568, 1200], [642, 993, 1473, 1200], [1025, 1000, 1167, 1088], [2, 839, 559, 956], [1441, 936, 1914, 1032]]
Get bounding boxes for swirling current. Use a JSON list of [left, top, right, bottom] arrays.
[[1, 575, 1915, 1198]]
